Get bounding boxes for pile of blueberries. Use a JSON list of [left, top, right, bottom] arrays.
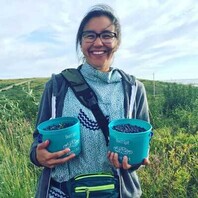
[[112, 124, 146, 133], [44, 123, 73, 131]]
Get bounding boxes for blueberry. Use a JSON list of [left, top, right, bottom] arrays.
[[44, 123, 73, 131], [112, 124, 146, 133]]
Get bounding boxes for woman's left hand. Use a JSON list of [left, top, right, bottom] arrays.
[[108, 151, 150, 170]]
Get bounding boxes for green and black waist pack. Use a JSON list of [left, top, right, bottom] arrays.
[[66, 172, 119, 198]]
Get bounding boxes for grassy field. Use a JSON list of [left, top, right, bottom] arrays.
[[0, 78, 197, 198]]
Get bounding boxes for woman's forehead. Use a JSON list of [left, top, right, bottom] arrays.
[[84, 16, 115, 32]]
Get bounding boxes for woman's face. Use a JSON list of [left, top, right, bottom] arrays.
[[81, 16, 118, 72]]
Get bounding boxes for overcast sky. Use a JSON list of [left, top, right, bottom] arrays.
[[0, 0, 198, 80]]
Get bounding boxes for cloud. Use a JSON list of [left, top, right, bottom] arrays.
[[116, 0, 198, 79], [0, 0, 198, 80]]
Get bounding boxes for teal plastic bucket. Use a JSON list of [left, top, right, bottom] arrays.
[[109, 119, 153, 165], [37, 117, 81, 156]]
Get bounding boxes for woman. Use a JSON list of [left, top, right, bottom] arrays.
[[30, 4, 150, 198]]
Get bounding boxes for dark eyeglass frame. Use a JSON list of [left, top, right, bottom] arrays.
[[82, 31, 117, 43]]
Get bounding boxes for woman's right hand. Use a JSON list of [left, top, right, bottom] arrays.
[[36, 140, 76, 168]]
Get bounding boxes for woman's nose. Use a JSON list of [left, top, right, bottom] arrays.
[[93, 37, 103, 46]]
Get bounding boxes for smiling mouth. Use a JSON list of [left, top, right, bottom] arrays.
[[90, 50, 107, 55]]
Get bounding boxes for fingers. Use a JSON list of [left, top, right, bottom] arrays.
[[37, 140, 50, 150], [108, 152, 121, 169], [108, 152, 136, 170], [50, 148, 72, 159], [113, 153, 122, 168], [36, 143, 76, 168], [46, 152, 76, 168], [122, 156, 132, 170], [142, 158, 150, 165]]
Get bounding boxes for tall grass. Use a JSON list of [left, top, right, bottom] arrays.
[[0, 122, 39, 197], [0, 94, 40, 197], [139, 128, 198, 198], [0, 79, 197, 197]]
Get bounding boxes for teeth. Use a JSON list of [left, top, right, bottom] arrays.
[[92, 51, 105, 55]]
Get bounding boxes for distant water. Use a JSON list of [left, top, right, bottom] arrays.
[[162, 79, 198, 86]]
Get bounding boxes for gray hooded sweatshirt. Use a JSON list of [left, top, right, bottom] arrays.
[[30, 63, 150, 198]]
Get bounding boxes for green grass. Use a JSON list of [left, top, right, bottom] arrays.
[[0, 99, 41, 197], [139, 128, 198, 197], [0, 121, 39, 197], [0, 78, 197, 198]]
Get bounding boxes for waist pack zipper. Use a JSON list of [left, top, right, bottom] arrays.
[[74, 173, 114, 180], [75, 184, 115, 197]]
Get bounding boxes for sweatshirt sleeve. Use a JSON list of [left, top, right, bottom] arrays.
[[29, 79, 53, 167], [132, 80, 150, 122], [127, 80, 150, 172]]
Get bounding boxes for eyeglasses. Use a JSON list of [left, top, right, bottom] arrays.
[[82, 31, 117, 44]]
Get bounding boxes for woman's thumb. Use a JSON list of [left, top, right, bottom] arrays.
[[37, 140, 49, 150]]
